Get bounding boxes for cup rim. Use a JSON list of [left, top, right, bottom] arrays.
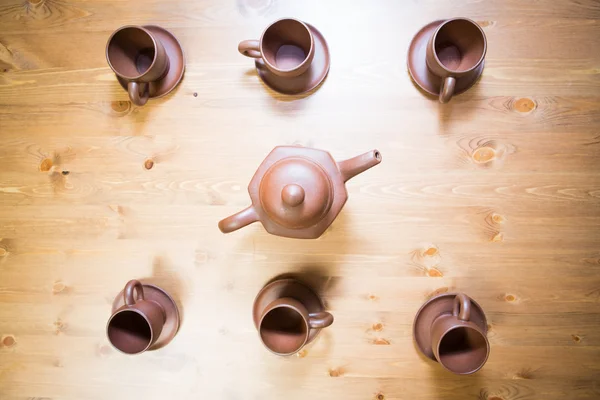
[[259, 17, 315, 74], [431, 17, 487, 75], [258, 302, 309, 356], [435, 323, 490, 375], [106, 25, 159, 81], [106, 307, 155, 355]]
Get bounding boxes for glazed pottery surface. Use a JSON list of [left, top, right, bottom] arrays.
[[408, 18, 486, 103], [218, 146, 382, 239], [239, 19, 330, 94], [253, 279, 333, 356], [109, 280, 180, 354], [413, 292, 489, 375], [107, 25, 185, 106]]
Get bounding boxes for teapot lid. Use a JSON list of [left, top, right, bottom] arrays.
[[259, 157, 333, 229]]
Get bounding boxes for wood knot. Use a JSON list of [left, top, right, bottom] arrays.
[[296, 349, 308, 358], [429, 287, 449, 297], [375, 394, 385, 400], [413, 243, 441, 269], [108, 204, 125, 216], [39, 158, 53, 172], [367, 294, 379, 301], [52, 281, 67, 294], [54, 319, 67, 335], [217, 327, 229, 336], [110, 100, 131, 113], [504, 294, 516, 302], [144, 159, 154, 170], [372, 323, 384, 332], [514, 368, 535, 379], [195, 250, 208, 265], [2, 335, 16, 347], [0, 248, 7, 256], [193, 92, 198, 97], [207, 190, 226, 206], [423, 246, 438, 257], [491, 232, 504, 242], [61, 170, 70, 175], [572, 334, 582, 343], [328, 367, 344, 377], [491, 213, 505, 224], [514, 98, 536, 113], [427, 267, 443, 277], [472, 146, 496, 164], [371, 338, 391, 345], [98, 344, 112, 356], [477, 20, 496, 27]]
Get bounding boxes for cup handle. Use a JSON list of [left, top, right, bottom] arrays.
[[124, 280, 145, 306], [308, 311, 334, 329], [439, 76, 456, 104], [127, 81, 149, 106], [453, 293, 471, 321], [238, 40, 261, 58]]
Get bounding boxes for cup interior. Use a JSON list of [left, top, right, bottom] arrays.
[[434, 19, 485, 72], [107, 309, 152, 354], [438, 326, 488, 374], [107, 27, 156, 79], [260, 305, 307, 354], [261, 19, 312, 71]]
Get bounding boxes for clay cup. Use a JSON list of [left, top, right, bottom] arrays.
[[426, 18, 487, 103], [430, 293, 490, 374], [107, 280, 167, 355], [258, 297, 333, 356], [106, 26, 171, 106], [238, 18, 315, 78]]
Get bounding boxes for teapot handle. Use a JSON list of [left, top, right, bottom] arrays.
[[218, 206, 259, 233]]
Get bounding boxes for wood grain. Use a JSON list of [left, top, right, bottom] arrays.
[[1, 0, 600, 399]]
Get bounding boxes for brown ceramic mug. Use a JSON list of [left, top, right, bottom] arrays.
[[107, 280, 167, 355], [106, 26, 171, 106], [258, 297, 333, 356], [426, 18, 487, 103], [238, 18, 315, 78], [430, 293, 490, 374]]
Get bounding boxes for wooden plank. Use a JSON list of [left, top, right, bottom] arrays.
[[1, 0, 600, 399], [1, 0, 600, 35]]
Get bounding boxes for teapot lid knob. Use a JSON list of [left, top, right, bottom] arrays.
[[281, 184, 305, 207]]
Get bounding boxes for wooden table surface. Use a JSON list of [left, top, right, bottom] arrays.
[[1, 0, 600, 399]]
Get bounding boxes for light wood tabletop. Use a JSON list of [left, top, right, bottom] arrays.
[[1, 0, 600, 399]]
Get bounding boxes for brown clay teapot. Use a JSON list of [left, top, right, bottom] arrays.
[[218, 146, 382, 239]]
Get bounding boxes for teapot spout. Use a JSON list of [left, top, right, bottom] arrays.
[[337, 150, 382, 183], [218, 206, 259, 233]]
